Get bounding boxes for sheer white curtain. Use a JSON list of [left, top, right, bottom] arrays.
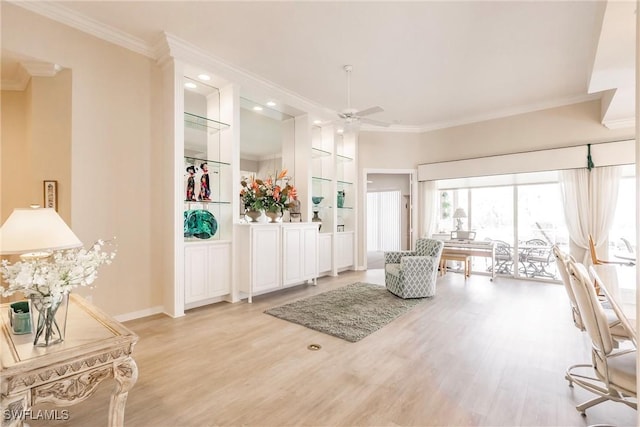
[[560, 166, 622, 264], [589, 166, 622, 259], [419, 181, 438, 238], [560, 168, 591, 263]]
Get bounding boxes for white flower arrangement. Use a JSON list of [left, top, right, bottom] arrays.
[[0, 240, 117, 298]]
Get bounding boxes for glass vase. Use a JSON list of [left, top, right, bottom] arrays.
[[29, 293, 69, 347]]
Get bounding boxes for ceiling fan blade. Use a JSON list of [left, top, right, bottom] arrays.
[[355, 106, 384, 117], [360, 117, 391, 127]]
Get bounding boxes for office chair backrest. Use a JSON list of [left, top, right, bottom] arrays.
[[552, 245, 583, 330], [568, 260, 614, 355]]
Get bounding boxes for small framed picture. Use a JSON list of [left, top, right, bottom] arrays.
[[43, 180, 58, 211]]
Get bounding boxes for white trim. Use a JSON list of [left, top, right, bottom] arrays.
[[416, 93, 601, 133], [9, 1, 604, 134], [603, 117, 635, 129], [10, 0, 154, 58], [114, 305, 165, 322], [362, 168, 418, 270], [20, 61, 62, 77]]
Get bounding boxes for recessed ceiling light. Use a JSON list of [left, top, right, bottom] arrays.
[[313, 120, 322, 125], [198, 74, 211, 81], [337, 128, 344, 134], [266, 101, 276, 107], [253, 106, 263, 111], [184, 82, 197, 89]]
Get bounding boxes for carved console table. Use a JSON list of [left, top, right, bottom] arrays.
[[1, 294, 138, 427]]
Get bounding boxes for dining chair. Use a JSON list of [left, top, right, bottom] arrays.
[[588, 234, 634, 266], [564, 260, 636, 415], [552, 245, 630, 342], [520, 238, 555, 278], [489, 240, 513, 275]]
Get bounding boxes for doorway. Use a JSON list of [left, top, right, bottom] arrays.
[[365, 172, 413, 269]]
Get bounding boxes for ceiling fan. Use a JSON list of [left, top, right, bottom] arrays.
[[337, 65, 391, 128]]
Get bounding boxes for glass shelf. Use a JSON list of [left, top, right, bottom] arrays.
[[184, 112, 230, 132], [184, 200, 231, 206], [336, 154, 354, 162], [313, 176, 332, 183], [337, 180, 353, 186], [184, 157, 230, 167], [312, 148, 332, 158], [337, 206, 353, 210]]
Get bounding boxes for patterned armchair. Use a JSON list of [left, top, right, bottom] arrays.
[[384, 238, 444, 299]]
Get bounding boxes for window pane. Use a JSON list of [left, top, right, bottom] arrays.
[[469, 186, 514, 275], [610, 177, 636, 255], [517, 183, 569, 280]]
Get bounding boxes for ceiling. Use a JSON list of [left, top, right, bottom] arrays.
[[4, 1, 636, 131]]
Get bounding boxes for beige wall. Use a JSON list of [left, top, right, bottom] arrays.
[[2, 3, 162, 316], [2, 71, 72, 223], [1, 89, 29, 222]]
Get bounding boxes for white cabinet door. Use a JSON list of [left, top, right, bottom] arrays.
[[318, 234, 332, 274], [208, 243, 231, 297], [185, 243, 231, 305], [184, 245, 209, 304], [302, 226, 318, 279], [336, 232, 354, 269], [282, 225, 318, 286], [252, 226, 280, 292], [282, 227, 304, 285]]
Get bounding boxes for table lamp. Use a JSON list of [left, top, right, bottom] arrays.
[[0, 205, 82, 260], [453, 208, 467, 231]]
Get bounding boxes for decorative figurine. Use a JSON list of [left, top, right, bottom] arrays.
[[198, 162, 211, 201], [185, 165, 197, 201]]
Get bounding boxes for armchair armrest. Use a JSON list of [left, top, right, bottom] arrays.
[[400, 255, 438, 273], [385, 251, 416, 265]]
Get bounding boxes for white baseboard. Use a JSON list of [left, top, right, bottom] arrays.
[[114, 305, 165, 322]]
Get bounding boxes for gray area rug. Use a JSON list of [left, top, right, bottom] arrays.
[[264, 282, 427, 342]]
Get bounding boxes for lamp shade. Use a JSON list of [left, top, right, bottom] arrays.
[[453, 208, 467, 219], [0, 207, 82, 255]]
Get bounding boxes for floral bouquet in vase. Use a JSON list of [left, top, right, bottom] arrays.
[[0, 240, 116, 346], [240, 169, 297, 222]]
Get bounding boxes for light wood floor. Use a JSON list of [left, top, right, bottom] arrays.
[[32, 269, 637, 426]]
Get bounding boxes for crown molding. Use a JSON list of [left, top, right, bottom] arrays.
[[602, 117, 635, 129], [10, 0, 154, 58], [8, 1, 608, 135], [21, 61, 62, 77], [1, 60, 61, 91], [358, 94, 603, 134], [360, 124, 423, 133], [415, 93, 602, 133]]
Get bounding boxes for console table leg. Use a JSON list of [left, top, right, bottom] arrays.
[[108, 357, 138, 427], [1, 391, 31, 427]]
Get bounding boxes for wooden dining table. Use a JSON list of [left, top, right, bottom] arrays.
[[590, 264, 637, 339]]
